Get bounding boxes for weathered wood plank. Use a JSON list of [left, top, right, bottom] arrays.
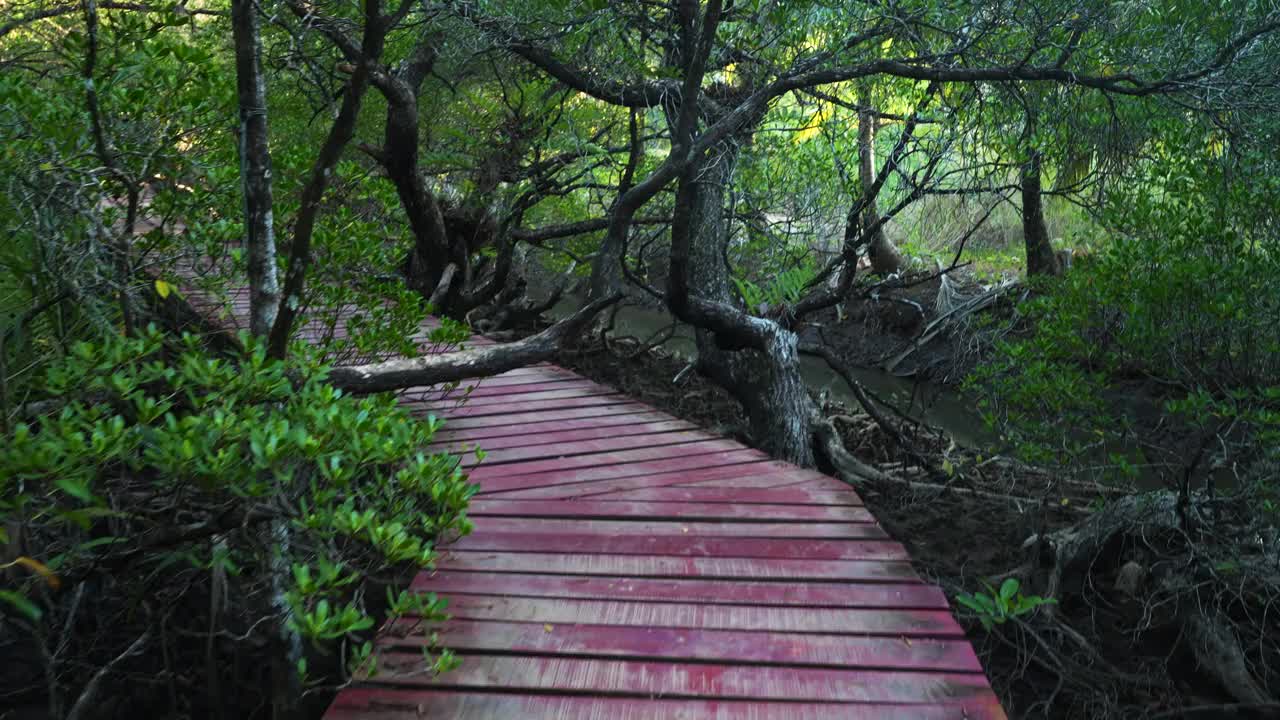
[[451, 533, 905, 561], [475, 452, 770, 495], [428, 403, 659, 430], [418, 383, 622, 409], [434, 420, 698, 452], [430, 595, 960, 635], [326, 688, 1007, 720], [438, 379, 611, 401], [454, 430, 723, 467], [484, 460, 835, 499], [430, 411, 682, 444], [582, 486, 858, 505], [435, 551, 917, 581], [412, 397, 645, 422], [413, 571, 944, 607], [409, 392, 629, 417], [465, 517, 888, 539], [374, 653, 995, 703], [465, 499, 874, 523], [380, 619, 980, 671], [465, 440, 756, 481]]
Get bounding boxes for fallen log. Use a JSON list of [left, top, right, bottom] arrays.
[[326, 293, 621, 393]]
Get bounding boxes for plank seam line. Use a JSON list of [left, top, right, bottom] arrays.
[[412, 589, 948, 610], [353, 682, 995, 705], [425, 569, 925, 583], [369, 646, 988, 674]]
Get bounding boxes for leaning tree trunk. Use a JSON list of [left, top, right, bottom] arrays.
[[587, 226, 626, 300], [1021, 150, 1061, 277], [369, 52, 468, 314], [231, 0, 280, 337], [858, 86, 904, 276], [586, 110, 644, 302], [679, 139, 818, 466]]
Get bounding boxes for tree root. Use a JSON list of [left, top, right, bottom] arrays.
[[1027, 488, 1279, 709], [813, 415, 1075, 509], [1181, 601, 1277, 708]]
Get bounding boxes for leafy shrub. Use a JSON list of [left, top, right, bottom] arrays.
[[966, 145, 1280, 480], [0, 327, 474, 715]]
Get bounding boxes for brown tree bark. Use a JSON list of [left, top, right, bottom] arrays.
[[326, 293, 621, 392], [857, 85, 904, 275], [671, 138, 818, 465], [231, 0, 280, 337], [1021, 150, 1062, 276], [268, 0, 396, 359], [587, 110, 645, 300]]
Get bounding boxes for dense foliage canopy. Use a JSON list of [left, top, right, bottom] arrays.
[[2, 0, 1278, 717]]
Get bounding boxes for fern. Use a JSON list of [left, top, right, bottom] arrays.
[[733, 265, 818, 313]]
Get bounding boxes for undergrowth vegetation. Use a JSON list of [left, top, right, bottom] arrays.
[[1, 328, 473, 717], [970, 141, 1280, 482]]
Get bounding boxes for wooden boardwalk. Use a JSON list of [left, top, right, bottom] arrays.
[[188, 284, 1005, 719]]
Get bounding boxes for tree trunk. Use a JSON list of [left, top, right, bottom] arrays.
[[231, 0, 280, 337], [267, 7, 385, 359], [1021, 150, 1061, 276], [585, 78, 644, 301], [364, 43, 481, 318], [858, 86, 904, 276], [677, 140, 818, 466]]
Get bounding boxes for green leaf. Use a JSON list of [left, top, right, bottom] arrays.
[[55, 477, 96, 504], [0, 591, 42, 621], [999, 578, 1019, 604]]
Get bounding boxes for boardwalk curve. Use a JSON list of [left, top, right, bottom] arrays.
[[184, 283, 1006, 719]]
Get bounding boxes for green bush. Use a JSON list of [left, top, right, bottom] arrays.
[[966, 145, 1280, 479], [0, 327, 474, 713]]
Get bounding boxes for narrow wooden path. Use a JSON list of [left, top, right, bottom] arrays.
[[186, 283, 1006, 719]]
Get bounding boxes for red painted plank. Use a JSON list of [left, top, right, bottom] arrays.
[[678, 474, 836, 489], [432, 403, 659, 430], [437, 379, 611, 400], [468, 517, 888, 539], [466, 440, 755, 481], [586, 486, 858, 505], [381, 619, 979, 671], [193, 280, 1005, 718], [420, 384, 622, 409], [430, 411, 679, 443], [466, 499, 874, 522], [434, 420, 697, 451], [412, 394, 636, 419], [451, 533, 905, 561], [326, 688, 1008, 720], [487, 460, 832, 499], [473, 451, 768, 494], [428, 370, 580, 390], [413, 571, 945, 607], [374, 653, 993, 703], [456, 431, 723, 467], [436, 551, 916, 582], [431, 595, 958, 635], [411, 389, 624, 415]]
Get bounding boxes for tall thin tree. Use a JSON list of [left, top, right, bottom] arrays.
[[231, 0, 280, 337]]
